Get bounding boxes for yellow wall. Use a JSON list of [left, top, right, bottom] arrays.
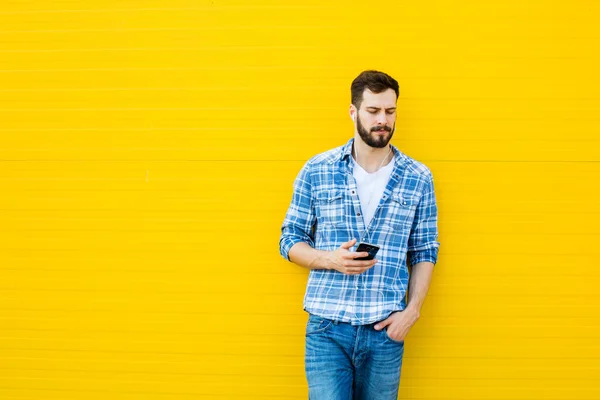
[[1, 0, 599, 398]]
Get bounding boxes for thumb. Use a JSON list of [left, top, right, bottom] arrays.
[[340, 238, 357, 250], [374, 318, 391, 331]]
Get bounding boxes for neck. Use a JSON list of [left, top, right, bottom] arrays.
[[353, 139, 393, 174]]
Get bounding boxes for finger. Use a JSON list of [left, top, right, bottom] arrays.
[[340, 238, 357, 250], [345, 269, 366, 275], [344, 259, 378, 268], [340, 251, 370, 259], [346, 264, 376, 274], [352, 252, 371, 259], [374, 319, 391, 330]]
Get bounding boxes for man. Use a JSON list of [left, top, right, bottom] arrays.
[[279, 70, 440, 399]]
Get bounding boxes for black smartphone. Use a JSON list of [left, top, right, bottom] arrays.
[[355, 242, 380, 261]]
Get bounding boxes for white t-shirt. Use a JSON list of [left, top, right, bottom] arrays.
[[352, 156, 394, 228]]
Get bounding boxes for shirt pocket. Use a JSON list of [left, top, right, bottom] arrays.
[[388, 192, 419, 230], [315, 189, 345, 227]]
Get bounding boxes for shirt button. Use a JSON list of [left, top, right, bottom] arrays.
[[357, 212, 361, 216], [402, 201, 407, 205], [351, 190, 356, 194]]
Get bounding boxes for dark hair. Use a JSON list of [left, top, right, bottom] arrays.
[[351, 70, 399, 108]]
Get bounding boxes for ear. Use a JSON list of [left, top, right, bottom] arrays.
[[349, 105, 357, 121]]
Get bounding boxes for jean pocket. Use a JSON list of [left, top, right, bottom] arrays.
[[384, 328, 405, 345], [306, 315, 334, 335]]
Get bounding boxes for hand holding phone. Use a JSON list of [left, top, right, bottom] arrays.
[[325, 239, 378, 275], [355, 242, 380, 260]]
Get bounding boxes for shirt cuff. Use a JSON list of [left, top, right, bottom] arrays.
[[279, 236, 314, 261], [409, 247, 439, 267]]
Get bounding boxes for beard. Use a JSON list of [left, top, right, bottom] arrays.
[[356, 114, 395, 148]]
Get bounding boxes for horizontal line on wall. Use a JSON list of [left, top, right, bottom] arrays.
[[0, 127, 317, 131], [0, 212, 600, 216], [0, 6, 595, 17], [1, 159, 600, 163], [0, 47, 591, 59], [0, 87, 318, 92], [0, 265, 597, 273], [0, 26, 346, 33], [2, 309, 600, 319], [7, 107, 330, 111], [1, 328, 599, 339], [0, 288, 596, 297], [0, 26, 597, 39], [1, 367, 600, 382], [1, 145, 599, 151], [0, 288, 306, 295], [5, 89, 598, 99], [0, 330, 306, 337], [0, 366, 308, 377], [0, 5, 591, 14], [0, 271, 595, 279], [0, 46, 321, 53], [0, 67, 583, 76], [0, 66, 345, 72], [14, 224, 596, 231], [0, 348, 598, 361], [0, 312, 309, 318], [0, 6, 337, 15], [0, 385, 308, 398], [0, 127, 597, 133], [0, 353, 301, 362], [0, 268, 300, 275]]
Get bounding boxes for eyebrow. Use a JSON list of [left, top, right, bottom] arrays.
[[365, 106, 396, 111]]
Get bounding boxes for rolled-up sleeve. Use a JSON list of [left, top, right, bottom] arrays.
[[279, 162, 316, 261], [407, 175, 440, 266]]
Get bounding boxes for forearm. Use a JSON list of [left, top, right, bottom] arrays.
[[405, 261, 435, 316], [288, 242, 331, 270]]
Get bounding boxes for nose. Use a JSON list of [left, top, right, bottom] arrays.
[[376, 111, 387, 125]]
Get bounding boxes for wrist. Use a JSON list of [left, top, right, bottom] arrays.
[[404, 304, 421, 321], [310, 250, 333, 270]]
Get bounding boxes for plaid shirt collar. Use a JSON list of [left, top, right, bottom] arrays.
[[336, 137, 409, 171]]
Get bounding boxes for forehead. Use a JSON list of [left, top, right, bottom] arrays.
[[361, 89, 397, 109]]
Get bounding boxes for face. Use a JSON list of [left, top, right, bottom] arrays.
[[353, 89, 397, 148]]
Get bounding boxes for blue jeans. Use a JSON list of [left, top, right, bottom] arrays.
[[305, 313, 405, 400]]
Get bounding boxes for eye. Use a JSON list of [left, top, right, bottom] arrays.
[[386, 110, 396, 115], [368, 110, 377, 114]]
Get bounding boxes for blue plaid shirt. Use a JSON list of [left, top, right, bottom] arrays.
[[279, 138, 440, 325]]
